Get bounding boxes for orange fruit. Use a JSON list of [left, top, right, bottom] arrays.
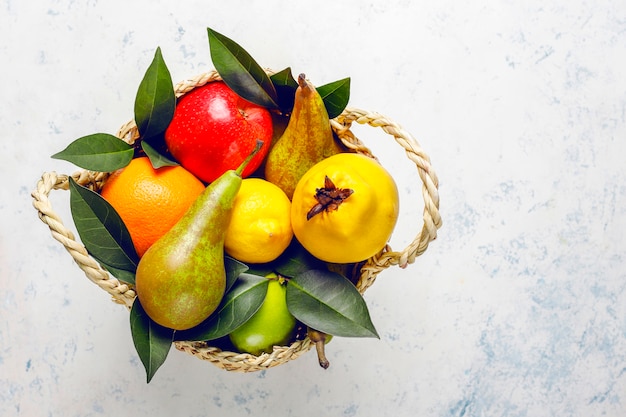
[[100, 157, 205, 257]]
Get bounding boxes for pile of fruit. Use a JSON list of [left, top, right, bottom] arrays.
[[51, 28, 400, 382]]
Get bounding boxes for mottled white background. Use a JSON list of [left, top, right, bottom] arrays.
[[2, 0, 626, 416]]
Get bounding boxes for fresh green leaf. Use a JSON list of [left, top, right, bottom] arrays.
[[270, 67, 298, 112], [68, 177, 139, 273], [245, 263, 274, 278], [130, 298, 175, 383], [270, 67, 298, 88], [178, 273, 268, 341], [225, 255, 249, 292], [207, 27, 278, 109], [317, 77, 351, 119], [141, 140, 179, 168], [271, 240, 326, 278], [245, 239, 325, 278], [134, 47, 176, 139], [94, 256, 136, 285], [51, 133, 133, 172], [286, 270, 379, 338]]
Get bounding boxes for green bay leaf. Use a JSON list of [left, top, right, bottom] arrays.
[[270, 67, 298, 112], [225, 256, 249, 292], [317, 77, 351, 119], [270, 239, 325, 278], [130, 298, 174, 383], [286, 270, 379, 338], [134, 47, 175, 139], [207, 27, 278, 109], [51, 133, 133, 172], [246, 239, 325, 278], [270, 67, 298, 88], [140, 140, 179, 168], [178, 273, 268, 342], [68, 177, 139, 275], [93, 257, 136, 285]]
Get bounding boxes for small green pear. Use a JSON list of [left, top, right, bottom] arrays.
[[135, 141, 263, 331], [229, 273, 297, 355], [264, 73, 344, 199]]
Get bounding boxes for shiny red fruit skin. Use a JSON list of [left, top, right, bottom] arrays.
[[164, 82, 273, 183]]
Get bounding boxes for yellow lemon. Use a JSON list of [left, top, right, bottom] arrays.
[[224, 178, 293, 263], [291, 153, 399, 263]]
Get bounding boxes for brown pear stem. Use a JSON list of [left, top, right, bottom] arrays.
[[235, 139, 264, 176], [297, 73, 316, 97], [297, 73, 307, 88], [308, 328, 330, 369]]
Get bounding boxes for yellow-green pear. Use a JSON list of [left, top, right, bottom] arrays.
[[264, 73, 344, 199], [135, 142, 263, 331]]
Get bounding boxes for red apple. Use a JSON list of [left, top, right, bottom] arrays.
[[164, 81, 273, 183]]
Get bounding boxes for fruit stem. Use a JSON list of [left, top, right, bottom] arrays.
[[308, 328, 330, 369], [235, 139, 264, 176], [297, 73, 307, 88], [297, 73, 314, 96]]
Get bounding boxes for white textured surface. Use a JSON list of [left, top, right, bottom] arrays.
[[2, 1, 626, 416]]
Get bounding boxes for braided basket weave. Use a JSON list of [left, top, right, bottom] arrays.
[[31, 70, 442, 372]]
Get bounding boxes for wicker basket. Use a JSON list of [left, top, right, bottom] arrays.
[[31, 70, 442, 372]]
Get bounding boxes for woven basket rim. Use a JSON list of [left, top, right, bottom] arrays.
[[31, 69, 442, 372]]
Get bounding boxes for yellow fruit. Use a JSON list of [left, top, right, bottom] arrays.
[[100, 157, 205, 257], [291, 153, 399, 263], [224, 178, 293, 263]]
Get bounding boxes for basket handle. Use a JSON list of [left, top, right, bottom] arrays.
[[31, 171, 136, 307], [331, 108, 442, 270]]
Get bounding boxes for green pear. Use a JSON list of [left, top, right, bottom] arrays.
[[135, 141, 263, 331], [264, 73, 344, 199], [229, 273, 297, 356]]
